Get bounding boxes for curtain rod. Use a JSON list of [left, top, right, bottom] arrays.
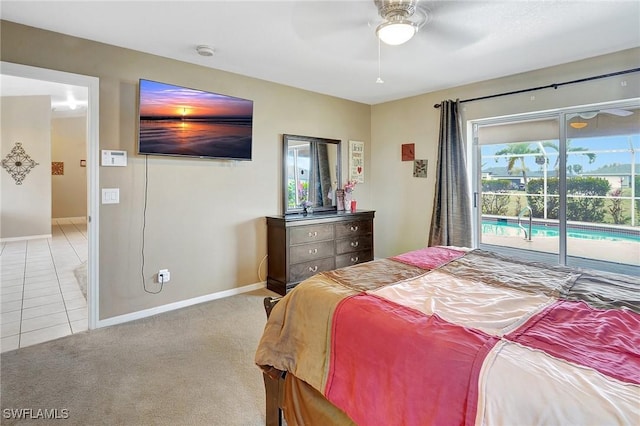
[[433, 67, 640, 108]]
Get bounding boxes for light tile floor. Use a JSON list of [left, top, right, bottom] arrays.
[[1, 218, 88, 353]]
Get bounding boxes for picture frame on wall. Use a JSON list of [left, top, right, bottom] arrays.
[[402, 143, 415, 161], [52, 162, 64, 175], [349, 140, 365, 183], [413, 159, 428, 178]]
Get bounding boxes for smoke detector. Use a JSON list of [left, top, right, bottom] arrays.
[[196, 45, 215, 57]]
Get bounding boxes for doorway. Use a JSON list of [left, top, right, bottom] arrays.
[[0, 62, 99, 349]]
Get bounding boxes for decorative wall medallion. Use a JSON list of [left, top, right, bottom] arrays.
[[413, 159, 428, 178], [1, 142, 40, 185], [52, 162, 64, 175]]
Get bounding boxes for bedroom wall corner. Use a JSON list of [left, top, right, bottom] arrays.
[[0, 20, 371, 321], [370, 47, 640, 259]]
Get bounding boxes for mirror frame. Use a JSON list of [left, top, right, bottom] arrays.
[[283, 134, 341, 215]]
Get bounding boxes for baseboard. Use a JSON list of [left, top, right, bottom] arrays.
[[0, 234, 52, 243], [53, 216, 87, 222], [95, 281, 267, 328]]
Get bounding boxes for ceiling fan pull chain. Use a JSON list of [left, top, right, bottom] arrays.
[[377, 41, 383, 83]]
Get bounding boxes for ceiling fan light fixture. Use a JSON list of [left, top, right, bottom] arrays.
[[376, 18, 417, 45], [570, 121, 588, 129]]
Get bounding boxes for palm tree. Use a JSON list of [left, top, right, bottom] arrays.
[[494, 143, 540, 184], [540, 140, 596, 172]]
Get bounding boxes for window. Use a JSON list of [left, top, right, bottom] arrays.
[[472, 101, 639, 275]]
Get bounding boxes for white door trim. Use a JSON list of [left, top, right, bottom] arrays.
[[1, 61, 100, 329]]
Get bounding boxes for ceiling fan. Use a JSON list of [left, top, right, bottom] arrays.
[[373, 0, 426, 46], [567, 108, 634, 129], [291, 0, 483, 53], [570, 108, 633, 119]]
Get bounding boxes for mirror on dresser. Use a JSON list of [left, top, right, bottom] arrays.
[[283, 134, 341, 214]]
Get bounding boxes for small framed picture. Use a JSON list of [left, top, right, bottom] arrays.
[[52, 162, 64, 175], [80, 160, 87, 167], [402, 143, 415, 161], [413, 159, 428, 178], [349, 140, 365, 183]]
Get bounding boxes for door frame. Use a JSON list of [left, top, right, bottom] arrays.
[[2, 62, 100, 329]]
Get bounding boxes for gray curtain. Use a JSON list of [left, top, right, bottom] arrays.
[[428, 99, 472, 247]]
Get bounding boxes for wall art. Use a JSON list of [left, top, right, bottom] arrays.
[[402, 143, 415, 161], [1, 142, 40, 185], [413, 159, 428, 178], [349, 140, 365, 183], [52, 162, 64, 175]]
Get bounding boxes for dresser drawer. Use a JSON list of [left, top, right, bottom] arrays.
[[336, 235, 373, 255], [266, 211, 375, 295], [290, 240, 334, 264], [290, 224, 334, 245], [335, 220, 373, 238], [290, 257, 335, 282], [336, 249, 373, 268]]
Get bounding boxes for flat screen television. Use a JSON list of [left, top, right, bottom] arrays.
[[138, 79, 253, 160]]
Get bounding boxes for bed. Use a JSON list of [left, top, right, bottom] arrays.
[[255, 246, 639, 425]]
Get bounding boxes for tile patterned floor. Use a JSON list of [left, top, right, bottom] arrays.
[[1, 218, 88, 353]]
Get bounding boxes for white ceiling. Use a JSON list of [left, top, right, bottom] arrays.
[[1, 0, 639, 106], [0, 74, 89, 117]]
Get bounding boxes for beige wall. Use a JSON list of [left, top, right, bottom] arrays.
[[371, 48, 640, 258], [0, 21, 371, 319], [51, 116, 87, 218], [2, 20, 638, 320], [1, 95, 52, 239]]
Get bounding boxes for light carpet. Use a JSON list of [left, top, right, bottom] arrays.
[[1, 288, 276, 425]]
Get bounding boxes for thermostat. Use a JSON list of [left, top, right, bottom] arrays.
[[102, 150, 127, 167]]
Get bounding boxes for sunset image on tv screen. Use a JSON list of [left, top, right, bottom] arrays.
[[138, 79, 253, 160]]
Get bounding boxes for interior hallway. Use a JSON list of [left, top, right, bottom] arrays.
[[1, 217, 88, 352]]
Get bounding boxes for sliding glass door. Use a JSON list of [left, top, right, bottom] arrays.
[[474, 101, 639, 274], [476, 117, 561, 259], [564, 106, 639, 269]]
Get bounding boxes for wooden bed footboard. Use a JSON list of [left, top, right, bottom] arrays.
[[263, 297, 285, 426], [263, 370, 286, 426], [263, 296, 281, 318]]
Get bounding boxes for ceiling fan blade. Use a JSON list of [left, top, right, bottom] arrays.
[[288, 1, 384, 63], [418, 22, 487, 51], [290, 1, 377, 42], [600, 108, 633, 117], [413, 1, 490, 51]]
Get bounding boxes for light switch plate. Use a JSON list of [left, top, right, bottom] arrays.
[[102, 188, 120, 204]]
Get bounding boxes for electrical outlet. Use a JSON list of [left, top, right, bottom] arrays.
[[158, 269, 170, 283]]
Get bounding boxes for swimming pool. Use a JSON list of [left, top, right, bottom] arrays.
[[482, 221, 640, 243]]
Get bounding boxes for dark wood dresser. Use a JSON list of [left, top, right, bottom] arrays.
[[266, 210, 375, 295]]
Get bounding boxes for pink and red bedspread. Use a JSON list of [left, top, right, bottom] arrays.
[[256, 247, 640, 425]]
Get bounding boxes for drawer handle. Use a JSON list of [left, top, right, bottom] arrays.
[[350, 256, 359, 263], [309, 248, 318, 254], [308, 231, 318, 237], [308, 265, 318, 273], [350, 241, 359, 248], [350, 225, 359, 232]]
